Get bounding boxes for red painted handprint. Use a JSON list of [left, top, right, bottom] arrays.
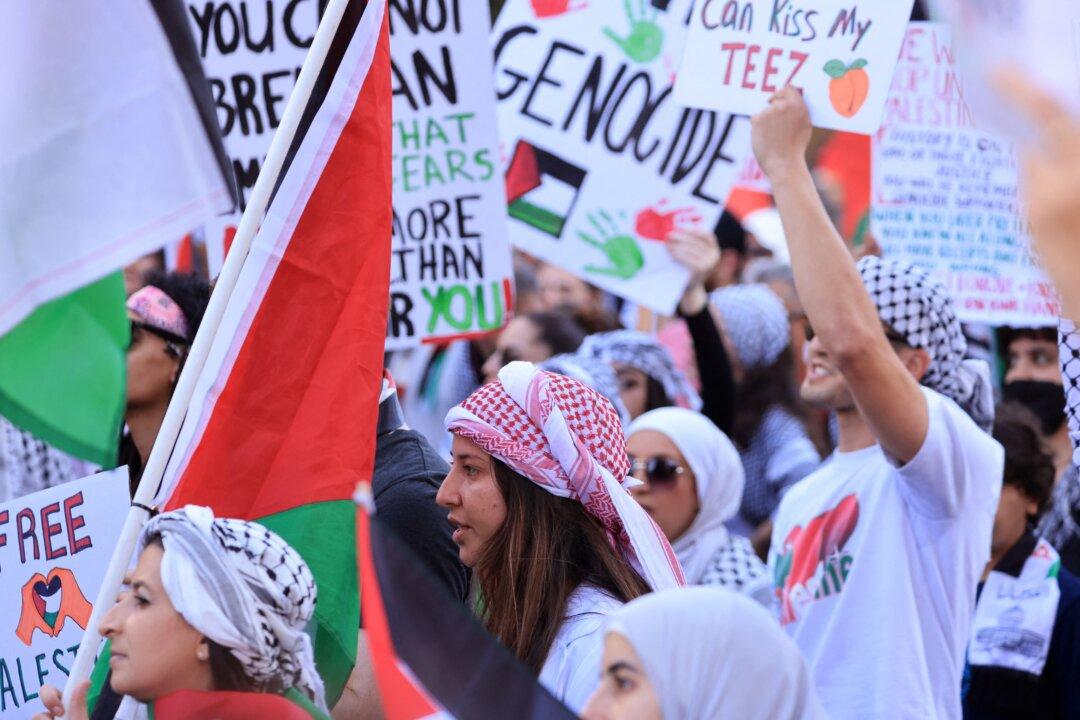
[[531, 0, 587, 18], [634, 201, 702, 242]]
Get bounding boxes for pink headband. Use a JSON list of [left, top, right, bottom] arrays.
[[127, 285, 190, 342], [445, 362, 685, 591]]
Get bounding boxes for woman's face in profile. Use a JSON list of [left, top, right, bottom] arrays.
[[99, 544, 212, 701]]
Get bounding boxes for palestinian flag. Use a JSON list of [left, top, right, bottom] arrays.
[[87, 0, 391, 712], [356, 490, 577, 719], [0, 0, 234, 465]]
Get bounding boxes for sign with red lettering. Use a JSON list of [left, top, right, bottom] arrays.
[[674, 0, 915, 134], [872, 23, 1057, 326], [0, 468, 128, 718], [493, 0, 752, 315]]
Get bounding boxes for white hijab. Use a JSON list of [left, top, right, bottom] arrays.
[[607, 587, 825, 720], [627, 408, 743, 584]]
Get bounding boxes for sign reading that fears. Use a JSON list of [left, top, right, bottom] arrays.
[[0, 469, 129, 719], [494, 0, 752, 315], [675, 0, 915, 134], [388, 0, 515, 348]]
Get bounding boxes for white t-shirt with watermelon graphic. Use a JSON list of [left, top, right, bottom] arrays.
[[769, 387, 1003, 720]]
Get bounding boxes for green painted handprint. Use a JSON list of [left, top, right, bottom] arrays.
[[578, 210, 644, 280], [603, 0, 664, 64]]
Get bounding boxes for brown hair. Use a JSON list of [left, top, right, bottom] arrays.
[[475, 460, 650, 674]]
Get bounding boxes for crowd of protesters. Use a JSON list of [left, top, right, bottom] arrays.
[[13, 73, 1080, 720]]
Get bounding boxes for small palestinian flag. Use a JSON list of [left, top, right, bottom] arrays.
[[356, 487, 577, 719]]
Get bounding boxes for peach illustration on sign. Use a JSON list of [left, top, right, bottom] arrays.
[[634, 202, 702, 242], [824, 58, 869, 117]]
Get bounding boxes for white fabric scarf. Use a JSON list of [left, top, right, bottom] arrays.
[[969, 538, 1062, 675], [627, 408, 744, 584], [607, 587, 825, 720]]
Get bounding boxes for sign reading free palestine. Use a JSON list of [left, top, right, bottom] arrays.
[[0, 468, 128, 719]]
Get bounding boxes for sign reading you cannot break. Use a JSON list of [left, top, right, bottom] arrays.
[[674, 0, 915, 134]]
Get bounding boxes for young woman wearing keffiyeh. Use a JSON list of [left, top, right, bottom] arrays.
[[439, 362, 683, 713], [34, 506, 328, 720], [577, 330, 701, 421]]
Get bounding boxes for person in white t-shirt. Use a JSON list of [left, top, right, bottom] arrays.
[[752, 87, 1004, 720], [439, 362, 684, 713]]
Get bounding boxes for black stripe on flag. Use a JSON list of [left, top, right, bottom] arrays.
[[148, 0, 238, 211], [268, 0, 371, 209], [370, 512, 578, 719]]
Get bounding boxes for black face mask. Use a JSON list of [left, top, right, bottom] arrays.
[[1003, 380, 1067, 436]]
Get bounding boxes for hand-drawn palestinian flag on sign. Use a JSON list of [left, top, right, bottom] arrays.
[[87, 1, 392, 714], [356, 492, 578, 720]]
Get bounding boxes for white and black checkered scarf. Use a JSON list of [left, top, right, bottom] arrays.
[[857, 256, 994, 430], [139, 506, 326, 711]]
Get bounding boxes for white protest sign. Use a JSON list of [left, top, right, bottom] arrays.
[[930, 0, 1080, 141], [494, 0, 752, 316], [0, 469, 129, 718], [387, 2, 515, 349], [674, 0, 915, 134], [186, 1, 319, 274], [872, 22, 1058, 326]]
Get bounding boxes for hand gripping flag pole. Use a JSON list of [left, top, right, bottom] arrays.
[[62, 0, 357, 710]]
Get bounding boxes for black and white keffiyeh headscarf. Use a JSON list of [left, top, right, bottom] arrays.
[[1038, 319, 1080, 553], [578, 330, 702, 412], [710, 283, 790, 369], [139, 506, 326, 711], [541, 353, 632, 427], [857, 256, 994, 430]]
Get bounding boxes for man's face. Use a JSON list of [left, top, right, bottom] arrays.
[[799, 335, 856, 410], [1005, 337, 1061, 385]]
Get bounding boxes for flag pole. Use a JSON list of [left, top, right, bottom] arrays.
[[62, 0, 355, 708]]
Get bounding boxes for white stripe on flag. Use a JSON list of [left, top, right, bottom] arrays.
[[153, 0, 387, 506]]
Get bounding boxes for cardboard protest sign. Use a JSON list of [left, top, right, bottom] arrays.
[[674, 0, 915, 134], [494, 0, 752, 316], [387, 2, 515, 349], [0, 468, 129, 718], [872, 23, 1058, 326], [186, 1, 318, 273], [929, 0, 1080, 141]]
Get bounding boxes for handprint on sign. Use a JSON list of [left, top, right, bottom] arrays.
[[530, 0, 587, 18], [579, 210, 645, 280], [603, 0, 664, 64], [634, 201, 702, 241]]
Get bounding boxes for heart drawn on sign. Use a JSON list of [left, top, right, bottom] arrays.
[[16, 567, 93, 646]]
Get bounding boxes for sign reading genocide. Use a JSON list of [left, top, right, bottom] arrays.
[[871, 22, 1058, 326], [674, 0, 915, 134], [387, 1, 515, 349], [494, 0, 753, 316], [0, 469, 129, 719]]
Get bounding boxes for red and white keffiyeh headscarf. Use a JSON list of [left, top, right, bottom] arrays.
[[445, 361, 685, 590]]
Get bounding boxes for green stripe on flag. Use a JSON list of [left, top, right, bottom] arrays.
[[260, 500, 358, 704], [0, 272, 128, 466]]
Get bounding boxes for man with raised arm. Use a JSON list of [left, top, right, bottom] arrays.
[[756, 87, 1004, 719]]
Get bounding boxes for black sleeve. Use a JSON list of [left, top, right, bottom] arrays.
[[372, 430, 469, 606], [682, 304, 736, 434]]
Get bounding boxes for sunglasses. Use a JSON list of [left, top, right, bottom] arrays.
[[129, 321, 185, 358], [804, 322, 909, 347], [628, 456, 685, 488]]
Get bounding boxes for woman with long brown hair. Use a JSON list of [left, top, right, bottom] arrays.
[[437, 362, 684, 712]]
